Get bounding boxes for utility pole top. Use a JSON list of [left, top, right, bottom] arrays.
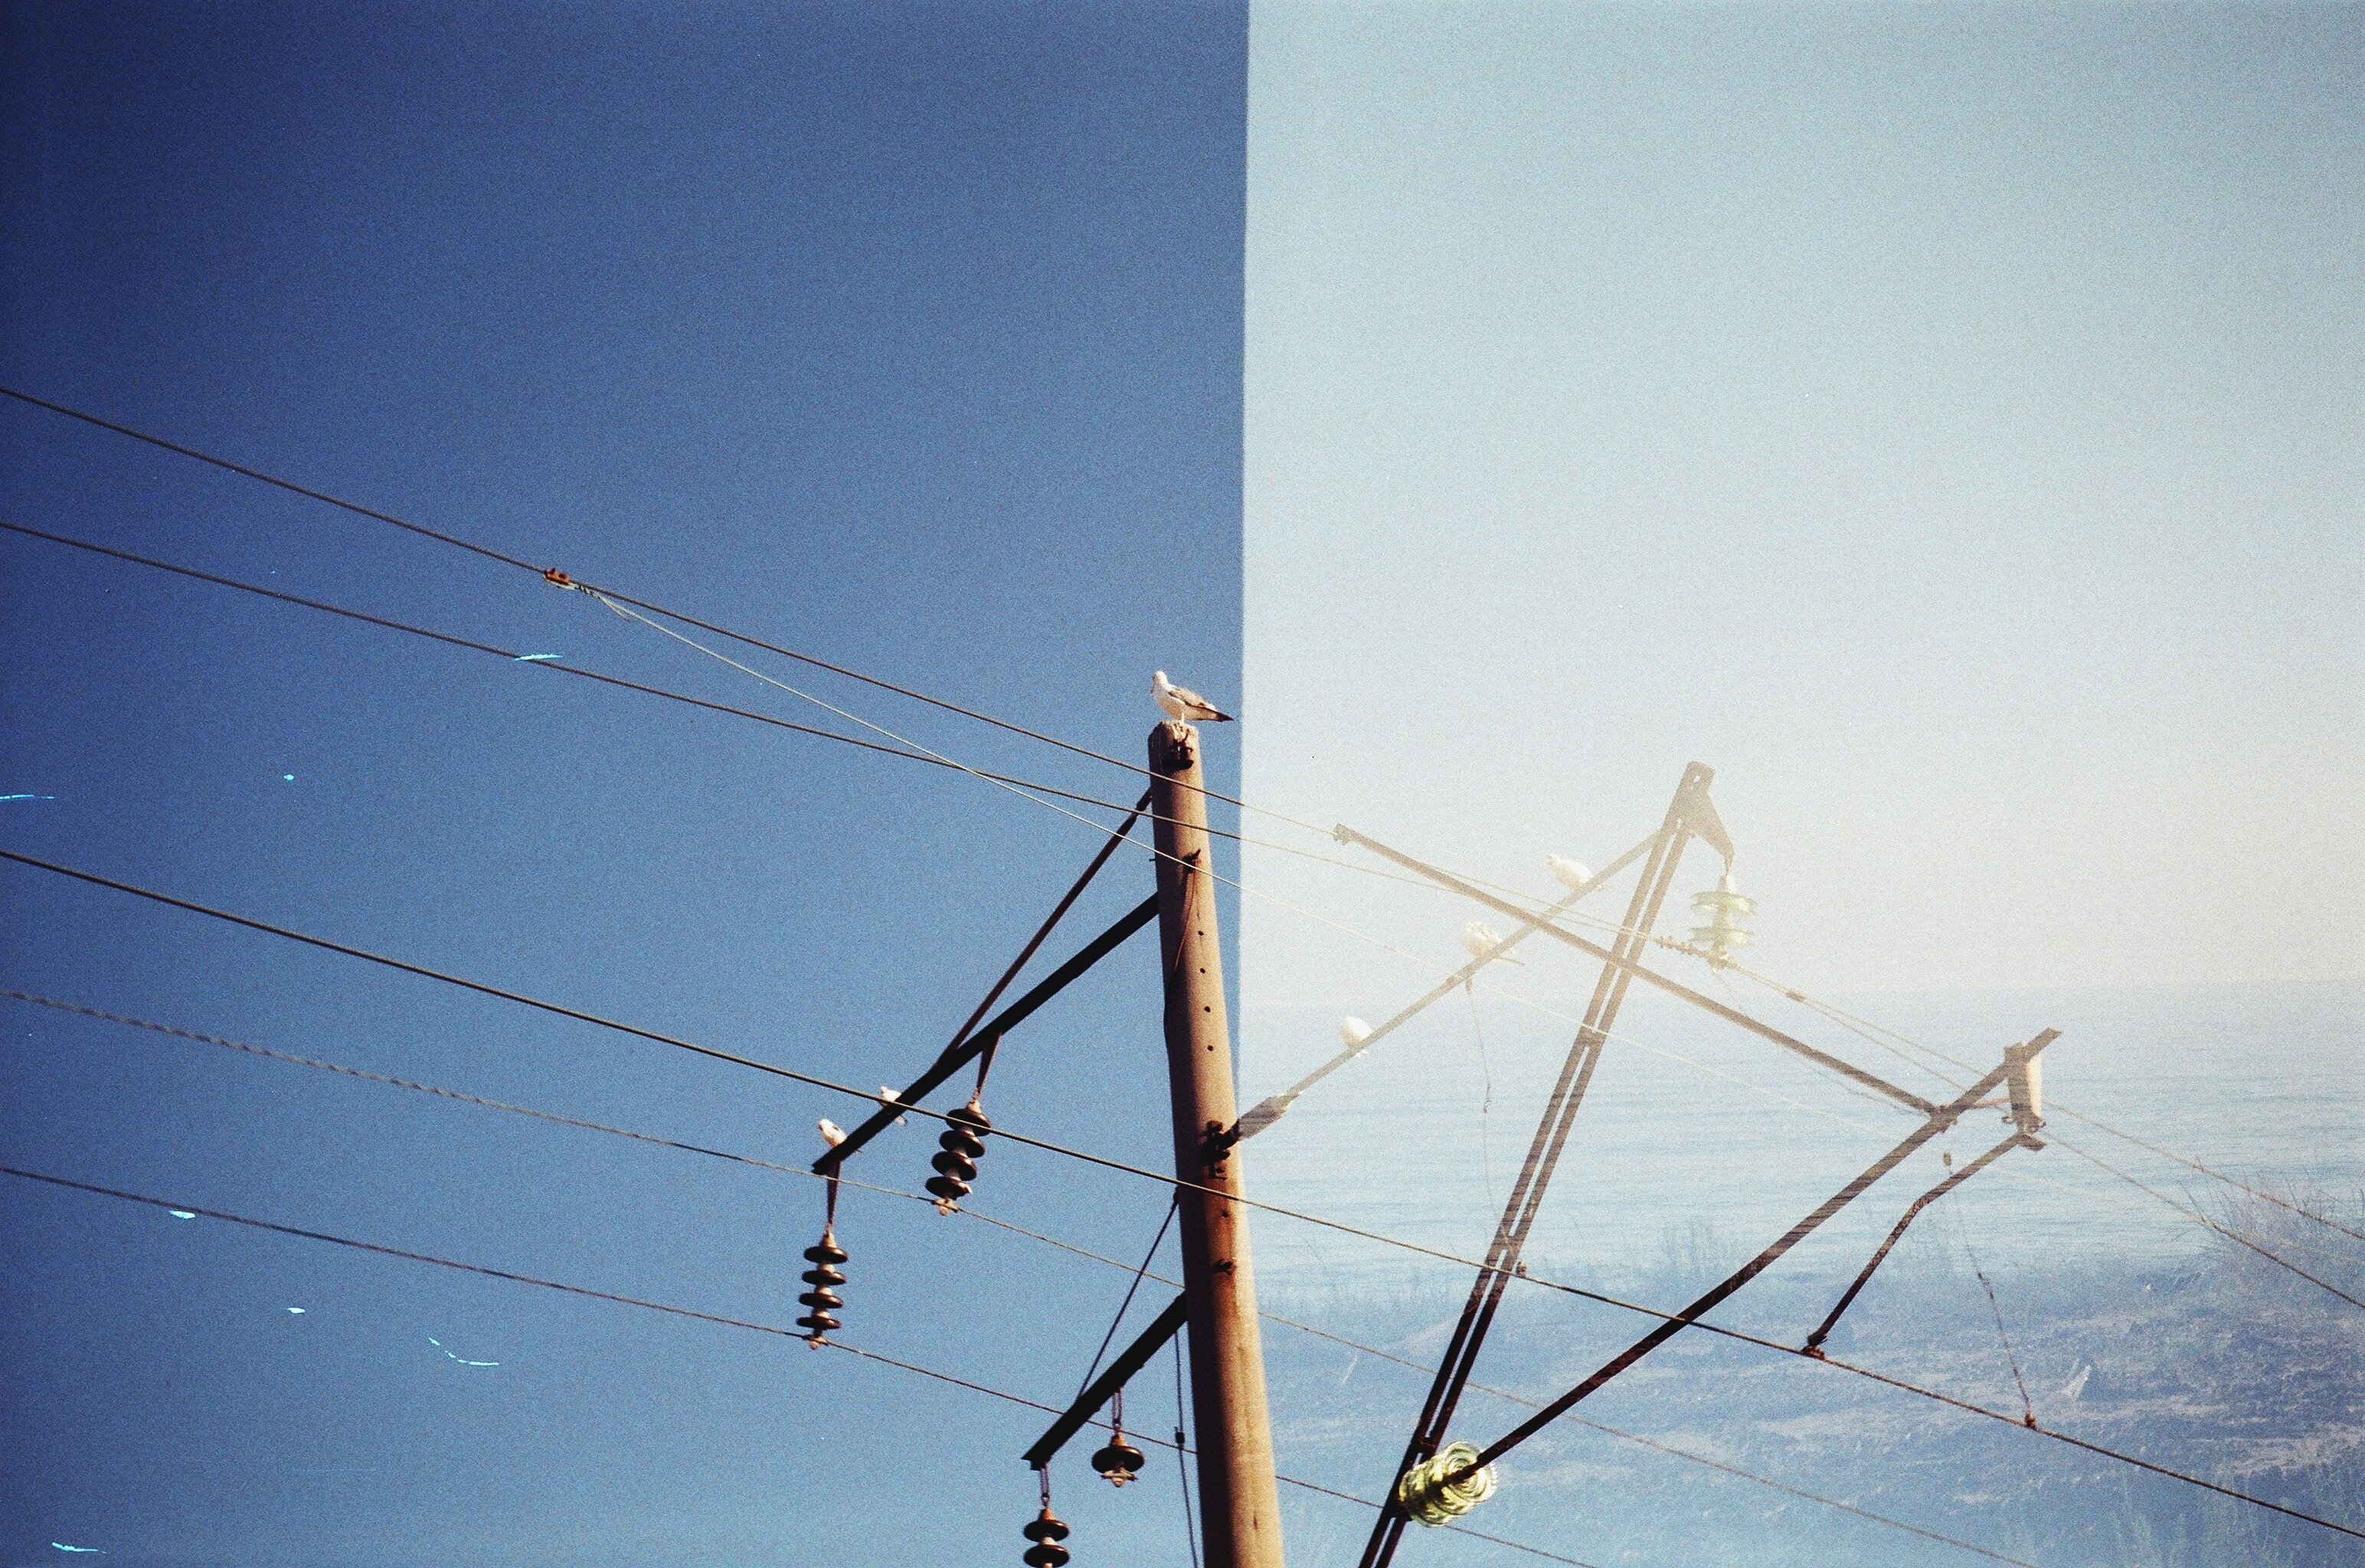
[[1150, 717, 1199, 772]]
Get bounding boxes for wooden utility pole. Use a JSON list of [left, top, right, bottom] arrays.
[[1150, 720, 1285, 1568]]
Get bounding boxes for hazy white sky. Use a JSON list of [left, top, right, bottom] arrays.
[[1241, 2, 2362, 1009]]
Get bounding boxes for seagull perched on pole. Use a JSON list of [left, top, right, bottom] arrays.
[[1547, 854, 1594, 893], [1461, 921, 1525, 966], [1152, 670, 1234, 724]]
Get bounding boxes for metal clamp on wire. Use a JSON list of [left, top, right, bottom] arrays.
[[1395, 1442, 1497, 1527]]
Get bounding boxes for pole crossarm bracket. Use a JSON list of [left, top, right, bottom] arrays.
[[1021, 1292, 1190, 1469], [816, 891, 1160, 1175], [1332, 825, 1940, 1116]]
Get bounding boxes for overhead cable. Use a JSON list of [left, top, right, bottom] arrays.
[[0, 529, 1917, 1155], [2044, 1132, 2365, 1312], [15, 390, 2351, 1535], [1456, 887, 2365, 1270], [0, 385, 1331, 836], [0, 511, 1987, 1165], [0, 386, 540, 570], [1, 864, 2352, 1540], [2, 986, 2046, 1566], [0, 517, 1451, 901], [0, 518, 1150, 818], [7, 400, 2330, 1261], [1712, 960, 2365, 1271], [2, 985, 2043, 1566], [0, 1161, 1596, 1568], [1709, 953, 2365, 1251]]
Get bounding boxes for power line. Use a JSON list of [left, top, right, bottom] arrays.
[[0, 515, 1446, 900], [1075, 1196, 1178, 1399], [0, 385, 1332, 837], [20, 500, 2335, 1268], [1706, 958, 2365, 1271], [581, 583, 1209, 876], [1262, 1315, 2043, 1568], [1266, 838, 2360, 1285], [1173, 1332, 1200, 1568], [13, 392, 1608, 972], [1, 513, 2005, 1170], [1951, 1201, 2037, 1427], [0, 518, 1149, 819], [12, 390, 2340, 1273], [0, 986, 916, 1200], [0, 845, 1886, 1300], [1497, 895, 2365, 1271], [0, 386, 541, 571], [15, 385, 2351, 1545], [4, 851, 2356, 1540], [1, 985, 2040, 1566], [0, 521, 1926, 1158], [7, 399, 1692, 993], [2050, 1107, 2365, 1248], [0, 845, 908, 1099], [1708, 956, 2365, 1248], [0, 1161, 1598, 1568], [2045, 1132, 2365, 1312]]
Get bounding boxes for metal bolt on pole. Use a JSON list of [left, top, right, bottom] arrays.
[[1150, 720, 1285, 1568]]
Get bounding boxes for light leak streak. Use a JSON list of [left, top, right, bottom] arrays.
[[429, 1336, 499, 1367]]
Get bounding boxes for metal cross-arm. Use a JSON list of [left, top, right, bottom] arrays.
[[816, 893, 1158, 1175], [1333, 825, 1939, 1116], [1022, 1292, 1190, 1468]]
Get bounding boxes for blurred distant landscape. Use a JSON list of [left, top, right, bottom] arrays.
[[1261, 1191, 2363, 1566], [1242, 982, 2364, 1566]]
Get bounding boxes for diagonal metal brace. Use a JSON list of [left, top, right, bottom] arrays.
[[1022, 1292, 1189, 1468], [1447, 1031, 2059, 1482], [1804, 1129, 2039, 1354], [816, 892, 1160, 1174]]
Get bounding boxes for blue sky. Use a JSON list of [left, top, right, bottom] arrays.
[[3, 4, 1245, 1563], [5, 5, 2360, 1566]]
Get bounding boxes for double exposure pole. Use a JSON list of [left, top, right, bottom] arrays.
[[1150, 720, 1285, 1568]]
